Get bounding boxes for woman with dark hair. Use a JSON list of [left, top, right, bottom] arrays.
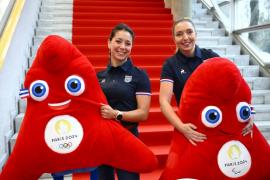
[[97, 23, 151, 180], [52, 23, 151, 180]]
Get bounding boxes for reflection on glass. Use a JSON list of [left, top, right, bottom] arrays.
[[235, 0, 270, 29], [241, 30, 270, 59], [218, 0, 231, 19]]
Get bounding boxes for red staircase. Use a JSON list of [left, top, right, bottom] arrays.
[[72, 0, 177, 179]]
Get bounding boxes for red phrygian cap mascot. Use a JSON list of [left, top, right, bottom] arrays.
[[0, 35, 158, 180], [160, 57, 270, 180]]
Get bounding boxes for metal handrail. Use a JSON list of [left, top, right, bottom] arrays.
[[233, 34, 270, 76], [199, 0, 270, 74], [200, 0, 231, 32], [233, 23, 270, 34], [233, 24, 270, 71], [0, 0, 15, 36]]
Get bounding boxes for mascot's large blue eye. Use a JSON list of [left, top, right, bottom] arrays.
[[29, 80, 49, 101], [65, 75, 85, 96], [236, 102, 251, 123], [201, 106, 222, 128]]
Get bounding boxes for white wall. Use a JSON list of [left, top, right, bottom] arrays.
[[0, 0, 41, 169]]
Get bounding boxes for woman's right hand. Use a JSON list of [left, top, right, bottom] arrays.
[[100, 104, 117, 119], [159, 82, 207, 146], [179, 123, 207, 146]]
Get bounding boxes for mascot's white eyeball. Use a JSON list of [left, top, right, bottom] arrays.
[[65, 75, 85, 96], [29, 80, 49, 101], [201, 106, 222, 128], [236, 102, 251, 123]]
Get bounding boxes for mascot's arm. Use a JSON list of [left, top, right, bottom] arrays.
[[104, 122, 158, 173]]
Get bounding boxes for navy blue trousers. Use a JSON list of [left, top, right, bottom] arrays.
[[98, 126, 139, 180]]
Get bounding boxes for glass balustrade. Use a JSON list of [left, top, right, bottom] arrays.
[[200, 0, 270, 69]]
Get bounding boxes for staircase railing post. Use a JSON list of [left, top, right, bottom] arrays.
[[164, 0, 192, 21], [164, 0, 172, 8]]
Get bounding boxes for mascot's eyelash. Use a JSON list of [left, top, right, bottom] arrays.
[[250, 105, 256, 114], [19, 88, 29, 99]]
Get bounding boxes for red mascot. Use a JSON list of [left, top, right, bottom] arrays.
[[0, 35, 157, 180], [160, 57, 270, 180]]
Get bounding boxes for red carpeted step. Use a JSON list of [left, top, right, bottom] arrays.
[[149, 144, 170, 169], [150, 92, 177, 108], [73, 12, 172, 21], [73, 19, 173, 28], [73, 6, 170, 14], [75, 0, 161, 2], [73, 27, 172, 36], [72, 0, 174, 179], [151, 78, 161, 92], [139, 124, 173, 146], [141, 168, 163, 180], [142, 65, 163, 77], [74, 1, 164, 8], [140, 107, 178, 126], [73, 35, 174, 45]]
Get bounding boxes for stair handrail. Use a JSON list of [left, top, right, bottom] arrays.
[[0, 0, 26, 70], [0, 0, 15, 36], [232, 23, 270, 75], [199, 0, 270, 76], [200, 0, 232, 32]]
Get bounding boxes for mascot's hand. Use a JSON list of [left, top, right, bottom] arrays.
[[179, 123, 207, 146]]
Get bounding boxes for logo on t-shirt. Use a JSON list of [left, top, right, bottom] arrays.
[[124, 75, 132, 83], [180, 68, 186, 74], [100, 79, 106, 83]]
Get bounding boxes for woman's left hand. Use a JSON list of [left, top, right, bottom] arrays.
[[100, 104, 117, 119], [242, 118, 253, 136]]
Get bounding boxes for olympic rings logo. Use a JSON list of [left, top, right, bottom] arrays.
[[59, 142, 72, 149]]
